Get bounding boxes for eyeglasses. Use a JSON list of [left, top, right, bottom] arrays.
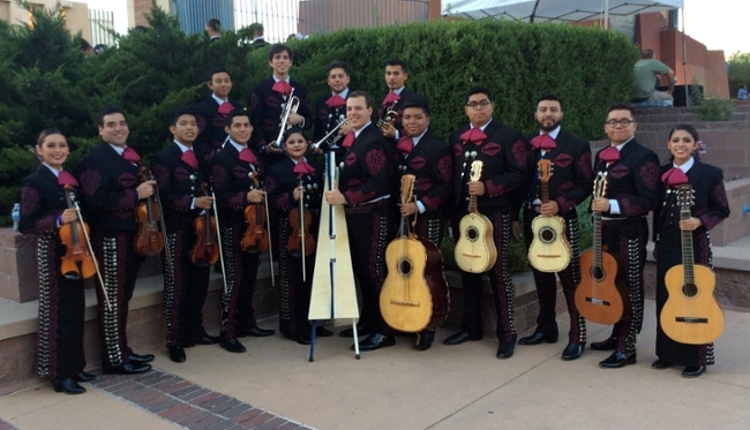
[[465, 100, 491, 109], [605, 119, 634, 128]]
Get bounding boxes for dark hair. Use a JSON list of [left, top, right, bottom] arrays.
[[208, 67, 232, 82], [327, 61, 349, 76], [206, 18, 221, 32], [171, 108, 197, 126], [347, 90, 372, 109], [606, 103, 636, 121], [268, 44, 293, 62], [37, 128, 64, 146], [80, 38, 92, 51], [283, 126, 306, 144], [402, 96, 430, 116], [93, 44, 105, 55], [98, 106, 126, 127], [385, 58, 407, 73], [465, 86, 493, 104], [641, 49, 654, 59], [536, 93, 564, 110], [225, 108, 250, 127]]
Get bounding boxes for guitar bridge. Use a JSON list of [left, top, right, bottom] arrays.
[[586, 297, 611, 307], [389, 300, 420, 307], [535, 254, 562, 258], [460, 253, 481, 258], [675, 317, 709, 324]]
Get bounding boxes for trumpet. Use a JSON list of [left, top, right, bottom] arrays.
[[312, 118, 348, 151], [274, 88, 301, 147], [376, 100, 398, 131]]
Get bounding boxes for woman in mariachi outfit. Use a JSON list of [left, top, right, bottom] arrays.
[[653, 124, 730, 378], [266, 127, 331, 344], [19, 129, 96, 394]]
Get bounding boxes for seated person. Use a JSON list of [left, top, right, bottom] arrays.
[[632, 49, 675, 107]]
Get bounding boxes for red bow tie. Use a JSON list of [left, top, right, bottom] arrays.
[[58, 171, 78, 187], [122, 147, 141, 164], [239, 148, 257, 165], [397, 136, 414, 155], [293, 161, 316, 176], [460, 128, 487, 145], [272, 80, 292, 96], [382, 91, 400, 106], [530, 134, 556, 151], [326, 95, 346, 109], [599, 146, 620, 163], [181, 150, 199, 169], [661, 167, 689, 187], [342, 133, 355, 149], [217, 101, 234, 117]]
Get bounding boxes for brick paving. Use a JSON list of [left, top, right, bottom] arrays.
[[89, 369, 314, 430]]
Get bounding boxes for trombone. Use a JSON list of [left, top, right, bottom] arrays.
[[273, 88, 301, 147], [312, 118, 348, 151]]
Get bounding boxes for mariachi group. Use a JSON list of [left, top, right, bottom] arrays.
[[19, 43, 730, 395]]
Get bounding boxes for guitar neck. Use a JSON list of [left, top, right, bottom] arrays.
[[592, 210, 602, 268], [468, 194, 478, 214], [540, 180, 550, 205], [680, 208, 695, 284]]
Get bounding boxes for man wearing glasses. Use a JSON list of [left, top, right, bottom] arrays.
[[443, 87, 527, 359], [589, 103, 660, 368]]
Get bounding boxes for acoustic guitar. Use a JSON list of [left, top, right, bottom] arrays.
[[455, 160, 497, 273], [660, 184, 724, 344], [380, 175, 450, 333], [575, 172, 630, 325], [528, 159, 571, 273]]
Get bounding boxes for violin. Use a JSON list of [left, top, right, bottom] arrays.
[[241, 172, 269, 253], [134, 167, 165, 257], [190, 183, 219, 267], [287, 177, 315, 258], [59, 185, 96, 280]]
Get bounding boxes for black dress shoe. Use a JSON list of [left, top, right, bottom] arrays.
[[443, 331, 482, 346], [590, 336, 618, 351], [518, 331, 558, 346], [599, 351, 636, 368], [75, 371, 96, 383], [241, 325, 275, 337], [52, 378, 86, 395], [129, 353, 155, 363], [220, 337, 247, 353], [105, 362, 152, 375], [353, 333, 396, 351], [496, 340, 515, 359], [415, 330, 435, 351], [561, 342, 585, 361], [682, 366, 706, 378], [168, 346, 186, 363], [296, 333, 311, 345], [651, 359, 673, 369], [316, 326, 334, 337], [339, 325, 369, 338]]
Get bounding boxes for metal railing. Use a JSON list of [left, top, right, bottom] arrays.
[[89, 9, 116, 47]]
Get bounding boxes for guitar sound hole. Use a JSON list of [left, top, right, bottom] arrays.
[[467, 227, 478, 241], [540, 227, 555, 243], [399, 259, 412, 275], [591, 266, 604, 282], [682, 283, 698, 297]]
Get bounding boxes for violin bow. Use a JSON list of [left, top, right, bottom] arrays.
[[298, 175, 306, 282], [210, 189, 229, 294], [69, 191, 112, 311], [149, 169, 173, 273], [263, 180, 275, 286]]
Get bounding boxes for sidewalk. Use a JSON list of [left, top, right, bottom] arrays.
[[0, 299, 748, 430]]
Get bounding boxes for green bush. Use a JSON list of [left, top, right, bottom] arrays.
[[0, 3, 637, 226]]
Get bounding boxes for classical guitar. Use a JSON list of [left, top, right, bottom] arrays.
[[575, 172, 630, 325], [528, 159, 571, 273], [380, 174, 450, 332], [455, 160, 497, 273], [660, 184, 724, 344]]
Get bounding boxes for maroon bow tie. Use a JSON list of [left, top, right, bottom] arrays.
[[530, 134, 556, 151], [58, 170, 78, 187], [293, 161, 316, 176], [217, 101, 234, 117], [122, 147, 141, 164], [342, 133, 355, 150], [181, 150, 199, 169], [599, 146, 620, 163], [460, 128, 487, 145], [272, 80, 292, 96], [661, 167, 689, 187], [239, 148, 257, 165], [326, 95, 346, 109], [397, 136, 414, 155], [382, 91, 400, 106]]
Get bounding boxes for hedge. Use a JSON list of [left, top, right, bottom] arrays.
[[0, 3, 638, 227]]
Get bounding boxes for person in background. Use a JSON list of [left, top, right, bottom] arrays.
[[632, 49, 676, 106], [206, 18, 221, 42], [737, 85, 747, 100]]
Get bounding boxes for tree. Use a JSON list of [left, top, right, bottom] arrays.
[[728, 51, 750, 98]]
